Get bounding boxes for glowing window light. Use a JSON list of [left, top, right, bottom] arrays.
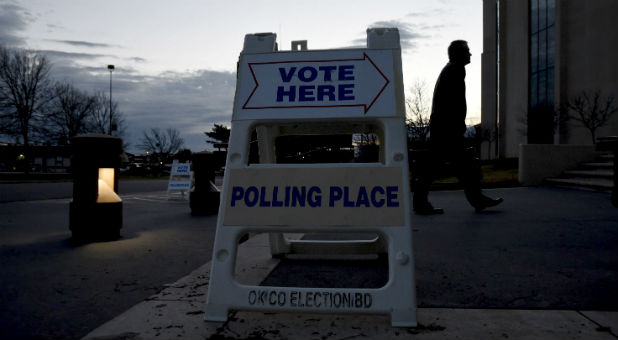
[[97, 168, 121, 203]]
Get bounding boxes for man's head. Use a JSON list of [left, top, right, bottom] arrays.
[[448, 40, 471, 65]]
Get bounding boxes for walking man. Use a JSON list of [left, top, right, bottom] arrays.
[[413, 40, 503, 214]]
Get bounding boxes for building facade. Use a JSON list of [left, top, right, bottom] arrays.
[[481, 0, 618, 159]]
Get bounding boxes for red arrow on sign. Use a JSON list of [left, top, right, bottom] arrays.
[[242, 53, 390, 114]]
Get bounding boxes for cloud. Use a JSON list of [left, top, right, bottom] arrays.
[[48, 39, 117, 48], [38, 49, 111, 60], [0, 2, 28, 46], [46, 23, 64, 31], [44, 51, 236, 153], [129, 57, 147, 63], [350, 19, 430, 52], [118, 70, 236, 153], [406, 8, 452, 18], [368, 20, 429, 50]]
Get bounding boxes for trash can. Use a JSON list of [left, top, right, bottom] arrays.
[[69, 133, 123, 240], [190, 152, 221, 215]]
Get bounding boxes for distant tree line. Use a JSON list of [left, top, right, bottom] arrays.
[[0, 45, 126, 160]]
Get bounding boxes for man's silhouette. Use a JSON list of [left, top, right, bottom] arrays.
[[413, 40, 503, 214]]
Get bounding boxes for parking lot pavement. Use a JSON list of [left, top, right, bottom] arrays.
[[0, 188, 217, 340]]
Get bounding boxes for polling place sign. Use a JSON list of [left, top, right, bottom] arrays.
[[167, 161, 192, 200], [168, 161, 191, 190], [234, 49, 396, 120], [224, 167, 404, 226], [206, 30, 416, 327]]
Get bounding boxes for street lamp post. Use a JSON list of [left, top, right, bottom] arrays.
[[107, 64, 115, 135]]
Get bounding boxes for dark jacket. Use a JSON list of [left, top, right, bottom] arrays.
[[429, 62, 467, 147]]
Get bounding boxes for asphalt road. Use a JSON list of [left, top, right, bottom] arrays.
[[0, 181, 218, 340], [0, 182, 616, 339], [0, 179, 170, 203], [264, 187, 618, 310]]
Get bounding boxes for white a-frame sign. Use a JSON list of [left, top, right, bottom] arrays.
[[205, 28, 417, 327]]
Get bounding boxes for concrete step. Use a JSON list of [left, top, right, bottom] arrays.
[[563, 169, 614, 179], [545, 177, 613, 192], [544, 150, 614, 192], [581, 162, 613, 169]]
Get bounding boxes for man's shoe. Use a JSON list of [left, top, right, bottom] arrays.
[[473, 196, 504, 212], [414, 202, 444, 215]]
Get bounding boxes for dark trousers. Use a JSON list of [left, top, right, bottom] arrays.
[[413, 142, 483, 207]]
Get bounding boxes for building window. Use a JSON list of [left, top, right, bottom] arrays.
[[530, 0, 555, 108], [528, 0, 555, 143]]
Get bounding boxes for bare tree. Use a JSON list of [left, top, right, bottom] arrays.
[[90, 90, 125, 137], [406, 79, 431, 143], [566, 91, 617, 144], [44, 82, 96, 144], [138, 127, 185, 156], [0, 45, 52, 170]]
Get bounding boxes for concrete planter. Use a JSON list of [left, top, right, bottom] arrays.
[[518, 144, 596, 186]]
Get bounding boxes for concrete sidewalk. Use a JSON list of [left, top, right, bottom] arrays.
[[82, 187, 618, 340], [83, 233, 618, 340]]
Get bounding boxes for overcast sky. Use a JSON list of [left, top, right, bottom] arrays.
[[1, 0, 483, 153]]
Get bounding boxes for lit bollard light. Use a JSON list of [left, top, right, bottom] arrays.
[[69, 134, 123, 241]]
